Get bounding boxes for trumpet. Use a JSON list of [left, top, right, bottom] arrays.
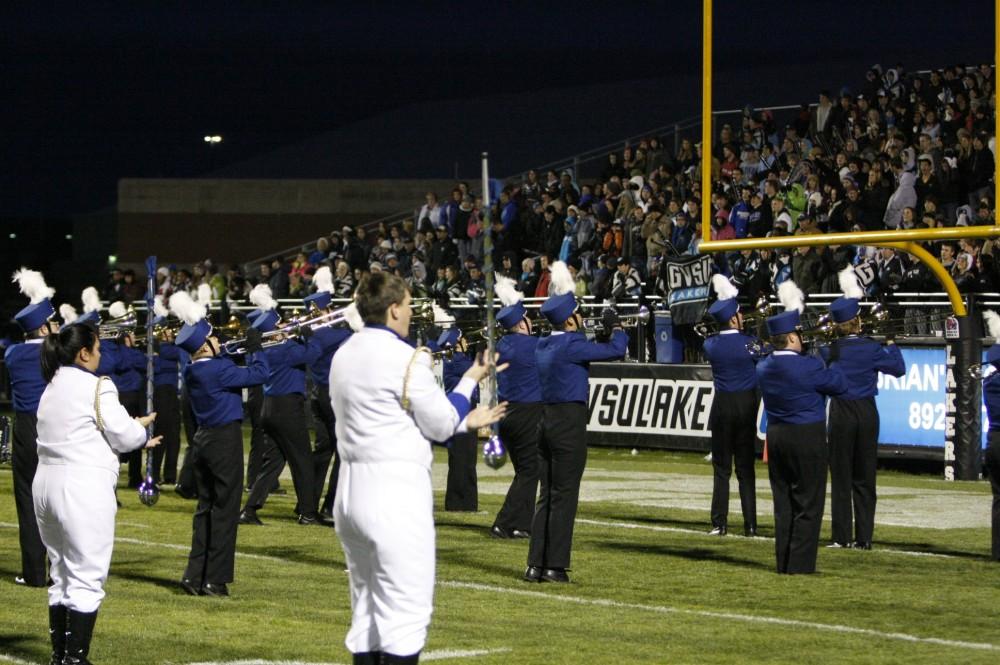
[[99, 308, 137, 339], [133, 322, 181, 344], [695, 296, 773, 338]]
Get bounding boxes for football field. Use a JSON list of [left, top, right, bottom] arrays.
[[1, 441, 998, 664]]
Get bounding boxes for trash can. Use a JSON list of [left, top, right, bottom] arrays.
[[654, 311, 684, 363]]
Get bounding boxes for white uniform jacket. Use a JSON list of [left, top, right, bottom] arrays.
[[329, 326, 476, 468], [36, 365, 149, 474]]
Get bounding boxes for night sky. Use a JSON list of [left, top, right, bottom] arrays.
[[3, 1, 994, 219]]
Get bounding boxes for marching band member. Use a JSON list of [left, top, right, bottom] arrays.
[[242, 306, 274, 496], [107, 301, 148, 488], [490, 275, 542, 539], [982, 311, 1000, 561], [150, 296, 183, 485], [438, 325, 479, 511], [304, 267, 357, 520], [34, 321, 160, 664], [526, 261, 627, 584], [77, 287, 119, 378], [5, 269, 58, 587], [824, 268, 905, 550], [330, 272, 506, 664], [702, 274, 759, 537], [241, 285, 329, 526], [757, 281, 846, 574], [170, 292, 268, 596]]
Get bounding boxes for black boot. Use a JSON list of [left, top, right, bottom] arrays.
[[63, 609, 98, 665], [352, 652, 381, 665], [382, 651, 420, 664], [48, 605, 67, 665]]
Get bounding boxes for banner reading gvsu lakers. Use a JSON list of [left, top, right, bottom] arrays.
[[663, 254, 713, 324]]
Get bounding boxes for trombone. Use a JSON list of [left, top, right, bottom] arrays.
[[222, 304, 355, 355]]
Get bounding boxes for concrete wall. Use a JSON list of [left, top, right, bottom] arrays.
[[116, 178, 457, 263]]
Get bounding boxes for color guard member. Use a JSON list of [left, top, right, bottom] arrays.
[[526, 261, 627, 583], [824, 268, 905, 549], [330, 272, 506, 664], [491, 275, 541, 539], [757, 284, 846, 574], [438, 327, 479, 511], [703, 274, 760, 537]]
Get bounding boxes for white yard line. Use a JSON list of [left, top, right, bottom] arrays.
[[114, 537, 289, 564], [440, 580, 1000, 653], [0, 654, 36, 665], [180, 648, 511, 665]]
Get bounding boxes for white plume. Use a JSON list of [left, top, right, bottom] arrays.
[[169, 291, 206, 326], [108, 301, 127, 319], [548, 260, 575, 297], [838, 266, 864, 300], [495, 274, 524, 307], [777, 280, 805, 313], [153, 294, 170, 319], [59, 304, 78, 324], [985, 311, 1000, 339], [342, 302, 364, 332], [82, 287, 101, 314], [313, 266, 334, 294], [249, 284, 277, 312], [196, 283, 213, 306], [711, 274, 739, 301], [433, 302, 455, 327], [12, 268, 54, 304]]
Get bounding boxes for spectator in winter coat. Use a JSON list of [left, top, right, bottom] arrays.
[[671, 213, 694, 254], [610, 257, 642, 300], [533, 255, 552, 298], [883, 170, 918, 228]]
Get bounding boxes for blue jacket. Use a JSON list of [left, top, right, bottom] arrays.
[[757, 350, 847, 425], [703, 329, 758, 393], [154, 343, 180, 387], [4, 341, 45, 413], [536, 330, 628, 404], [185, 352, 269, 428], [984, 371, 1000, 431], [113, 344, 147, 393], [262, 337, 321, 397], [729, 201, 751, 238], [497, 333, 542, 403], [308, 327, 352, 388], [823, 336, 905, 400], [96, 339, 120, 378], [442, 350, 478, 405]]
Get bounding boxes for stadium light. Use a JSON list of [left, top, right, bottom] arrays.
[[203, 135, 222, 144]]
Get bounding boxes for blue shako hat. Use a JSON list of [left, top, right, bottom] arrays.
[[437, 327, 462, 349], [988, 344, 1000, 365], [14, 300, 55, 333], [540, 292, 576, 326], [707, 298, 739, 325], [766, 309, 801, 337], [77, 311, 100, 325], [303, 291, 332, 312], [497, 301, 527, 330], [829, 297, 860, 324], [251, 309, 280, 333], [176, 319, 212, 354]]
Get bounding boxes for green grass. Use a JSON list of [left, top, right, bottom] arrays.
[[2, 436, 999, 664]]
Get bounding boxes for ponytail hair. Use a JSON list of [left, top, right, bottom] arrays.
[[41, 322, 99, 383]]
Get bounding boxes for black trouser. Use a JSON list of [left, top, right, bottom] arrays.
[[493, 402, 542, 533], [310, 385, 340, 515], [528, 402, 588, 570], [176, 386, 199, 495], [767, 420, 827, 574], [12, 412, 46, 585], [986, 431, 1000, 561], [183, 421, 244, 585], [151, 384, 181, 484], [118, 390, 144, 487], [246, 385, 279, 493], [445, 431, 479, 511], [709, 389, 759, 530], [828, 397, 879, 545], [245, 393, 317, 517]]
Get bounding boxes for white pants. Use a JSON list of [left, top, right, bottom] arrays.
[[33, 464, 118, 612], [334, 461, 435, 656]]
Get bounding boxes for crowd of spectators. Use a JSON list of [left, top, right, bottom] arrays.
[[118, 64, 998, 325]]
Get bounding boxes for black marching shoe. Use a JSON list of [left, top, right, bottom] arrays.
[[63, 609, 98, 665], [316, 512, 336, 527], [239, 509, 263, 526], [180, 578, 202, 596], [382, 651, 420, 664], [201, 583, 229, 597], [540, 568, 570, 583], [853, 541, 872, 550], [708, 526, 727, 536], [491, 525, 511, 539], [825, 541, 852, 549], [297, 513, 318, 526], [744, 526, 758, 538], [522, 566, 542, 583], [352, 652, 381, 665], [48, 605, 66, 665]]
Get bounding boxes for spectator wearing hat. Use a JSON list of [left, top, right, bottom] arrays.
[[610, 257, 641, 300], [671, 212, 694, 253], [711, 208, 736, 241], [758, 296, 847, 574]]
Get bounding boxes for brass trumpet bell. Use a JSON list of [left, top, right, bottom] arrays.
[[98, 308, 138, 340]]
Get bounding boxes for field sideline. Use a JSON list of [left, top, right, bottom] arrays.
[[1, 439, 999, 665]]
